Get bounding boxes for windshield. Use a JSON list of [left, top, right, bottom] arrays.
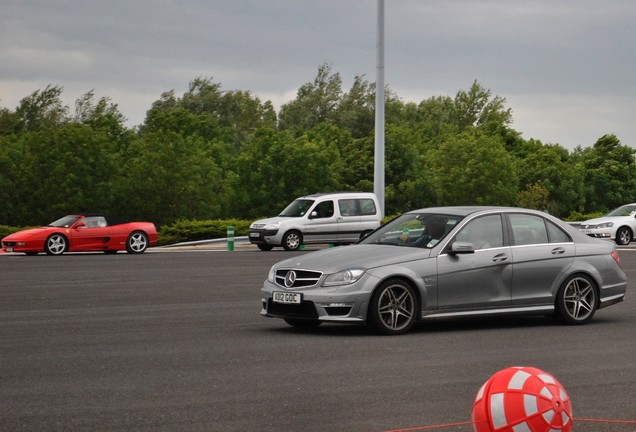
[[606, 205, 636, 217], [360, 212, 463, 248], [48, 215, 81, 228], [279, 199, 315, 217]]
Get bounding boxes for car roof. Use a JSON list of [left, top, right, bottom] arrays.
[[299, 192, 377, 199], [406, 206, 542, 217]]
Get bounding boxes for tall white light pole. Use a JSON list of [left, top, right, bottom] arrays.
[[374, 0, 385, 217]]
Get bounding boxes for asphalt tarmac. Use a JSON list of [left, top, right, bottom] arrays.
[[1, 246, 635, 431]]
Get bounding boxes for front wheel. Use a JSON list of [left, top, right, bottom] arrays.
[[126, 231, 148, 254], [368, 279, 417, 335], [615, 227, 632, 245], [555, 274, 598, 325], [282, 230, 302, 251], [45, 234, 67, 255]]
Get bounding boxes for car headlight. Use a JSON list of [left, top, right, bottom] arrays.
[[264, 223, 279, 230], [598, 222, 614, 229], [267, 266, 276, 283], [323, 268, 366, 286]]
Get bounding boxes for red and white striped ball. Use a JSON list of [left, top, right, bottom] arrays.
[[472, 366, 573, 432]]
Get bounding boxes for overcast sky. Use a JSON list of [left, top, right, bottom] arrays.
[[1, 0, 635, 150]]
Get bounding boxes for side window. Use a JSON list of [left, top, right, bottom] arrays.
[[509, 214, 549, 245], [81, 216, 107, 228], [455, 215, 503, 250], [337, 198, 378, 217], [312, 201, 334, 219], [546, 220, 572, 243], [358, 199, 377, 216], [338, 199, 357, 217]]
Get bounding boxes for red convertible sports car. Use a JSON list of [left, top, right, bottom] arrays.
[[1, 214, 158, 255]]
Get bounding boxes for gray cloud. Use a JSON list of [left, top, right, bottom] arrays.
[[1, 0, 634, 149]]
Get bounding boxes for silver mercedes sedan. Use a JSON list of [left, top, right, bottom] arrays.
[[260, 207, 627, 335]]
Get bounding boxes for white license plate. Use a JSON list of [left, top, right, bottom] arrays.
[[5, 247, 12, 252], [249, 232, 260, 238], [272, 291, 302, 304]]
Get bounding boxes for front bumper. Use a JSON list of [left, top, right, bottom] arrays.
[[260, 278, 375, 323], [579, 228, 614, 240], [248, 228, 281, 245]]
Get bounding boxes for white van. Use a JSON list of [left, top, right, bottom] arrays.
[[248, 192, 382, 251]]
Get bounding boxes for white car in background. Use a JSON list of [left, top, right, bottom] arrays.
[[579, 203, 636, 245]]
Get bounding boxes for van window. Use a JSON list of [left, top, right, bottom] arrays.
[[338, 198, 377, 217], [279, 199, 314, 217], [311, 200, 335, 219]]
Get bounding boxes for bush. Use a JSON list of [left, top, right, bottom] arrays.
[[158, 219, 252, 246], [564, 211, 604, 222]]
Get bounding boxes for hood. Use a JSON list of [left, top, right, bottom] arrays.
[[274, 244, 432, 273], [3, 226, 55, 240], [251, 216, 292, 226], [581, 216, 629, 226]]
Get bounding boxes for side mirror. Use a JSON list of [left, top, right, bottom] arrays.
[[75, 222, 86, 229], [309, 210, 319, 219], [448, 241, 475, 255]]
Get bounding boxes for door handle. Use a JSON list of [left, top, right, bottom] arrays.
[[551, 247, 565, 255], [492, 253, 508, 262]]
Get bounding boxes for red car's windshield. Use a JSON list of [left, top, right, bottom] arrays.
[[48, 215, 81, 228]]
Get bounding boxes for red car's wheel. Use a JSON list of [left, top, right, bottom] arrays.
[[126, 231, 149, 254], [45, 234, 67, 255]]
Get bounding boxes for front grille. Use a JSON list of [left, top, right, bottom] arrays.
[[267, 299, 318, 319], [275, 269, 322, 288], [3, 241, 16, 246]]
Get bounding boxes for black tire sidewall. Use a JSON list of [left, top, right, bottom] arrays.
[[368, 279, 417, 335], [555, 274, 597, 325]]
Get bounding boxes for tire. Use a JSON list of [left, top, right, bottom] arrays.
[[615, 227, 632, 245], [45, 234, 67, 255], [257, 244, 274, 251], [126, 231, 148, 254], [555, 274, 598, 325], [368, 279, 417, 335], [284, 318, 321, 329], [282, 230, 302, 251]]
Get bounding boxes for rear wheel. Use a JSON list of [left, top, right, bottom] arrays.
[[555, 274, 598, 324], [368, 279, 417, 335], [282, 230, 302, 251], [615, 227, 632, 245], [126, 231, 148, 254], [45, 234, 67, 255]]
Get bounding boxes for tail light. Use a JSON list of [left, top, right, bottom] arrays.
[[611, 250, 621, 267]]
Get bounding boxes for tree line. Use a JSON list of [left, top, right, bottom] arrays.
[[1, 63, 635, 227]]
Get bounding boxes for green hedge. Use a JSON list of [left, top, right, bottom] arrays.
[[157, 219, 252, 246]]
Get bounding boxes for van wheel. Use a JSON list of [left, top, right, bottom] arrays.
[[257, 244, 274, 251], [282, 230, 302, 251]]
